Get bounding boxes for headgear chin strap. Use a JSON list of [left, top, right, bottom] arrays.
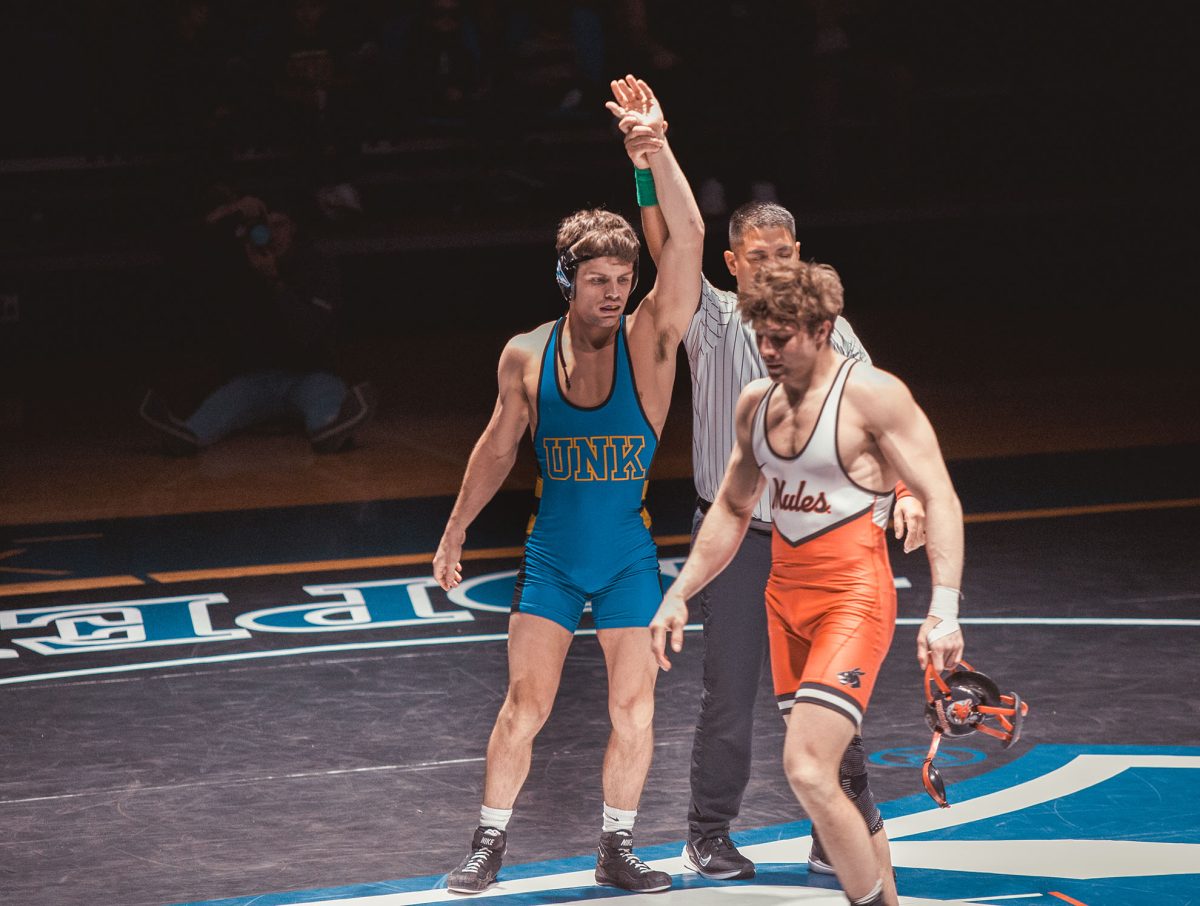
[[555, 246, 639, 301], [921, 660, 1029, 808]]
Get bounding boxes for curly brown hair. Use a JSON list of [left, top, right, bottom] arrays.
[[555, 208, 640, 262], [737, 259, 844, 335]]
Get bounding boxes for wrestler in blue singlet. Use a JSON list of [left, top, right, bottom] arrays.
[[513, 315, 661, 631]]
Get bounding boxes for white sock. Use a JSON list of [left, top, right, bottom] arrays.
[[602, 802, 637, 834], [479, 805, 512, 832]]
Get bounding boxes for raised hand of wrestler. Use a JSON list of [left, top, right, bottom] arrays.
[[649, 587, 689, 671], [605, 74, 666, 139], [622, 126, 665, 168]]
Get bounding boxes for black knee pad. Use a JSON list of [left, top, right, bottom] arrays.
[[840, 735, 884, 835]]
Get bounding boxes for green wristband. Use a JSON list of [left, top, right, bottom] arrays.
[[634, 166, 658, 207]]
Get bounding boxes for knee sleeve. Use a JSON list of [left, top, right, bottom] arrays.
[[840, 735, 884, 835]]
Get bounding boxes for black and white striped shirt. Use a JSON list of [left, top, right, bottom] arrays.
[[684, 275, 871, 525]]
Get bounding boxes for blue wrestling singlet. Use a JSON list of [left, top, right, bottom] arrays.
[[513, 316, 662, 631]]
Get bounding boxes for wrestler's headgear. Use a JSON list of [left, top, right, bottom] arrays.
[[555, 245, 639, 301], [921, 661, 1028, 808]]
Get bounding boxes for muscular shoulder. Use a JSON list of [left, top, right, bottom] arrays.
[[843, 362, 915, 423], [500, 321, 553, 376], [505, 321, 553, 357], [735, 377, 772, 417]]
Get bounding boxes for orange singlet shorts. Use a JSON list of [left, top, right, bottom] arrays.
[[764, 515, 897, 729]]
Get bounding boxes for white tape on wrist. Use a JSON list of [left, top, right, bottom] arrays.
[[926, 585, 961, 643]]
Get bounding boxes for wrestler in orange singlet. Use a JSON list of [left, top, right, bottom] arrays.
[[650, 258, 966, 906]]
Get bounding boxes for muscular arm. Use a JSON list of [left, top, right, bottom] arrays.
[[855, 370, 965, 669], [830, 319, 929, 550], [433, 341, 531, 590], [637, 134, 704, 343], [607, 76, 703, 344], [638, 189, 668, 267], [649, 382, 769, 669]]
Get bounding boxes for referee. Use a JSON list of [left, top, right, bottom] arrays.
[[616, 113, 923, 899]]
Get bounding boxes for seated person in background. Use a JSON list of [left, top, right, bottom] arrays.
[[140, 191, 375, 455]]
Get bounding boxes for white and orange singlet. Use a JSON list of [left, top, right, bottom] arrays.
[[752, 357, 897, 729]]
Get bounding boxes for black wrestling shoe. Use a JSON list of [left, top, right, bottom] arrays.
[[138, 390, 199, 456], [682, 835, 755, 880], [808, 829, 835, 874], [446, 825, 506, 894], [310, 381, 377, 453], [595, 830, 672, 893]]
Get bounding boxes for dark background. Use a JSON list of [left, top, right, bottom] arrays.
[[1, 7, 1199, 904], [0, 1, 1195, 440]]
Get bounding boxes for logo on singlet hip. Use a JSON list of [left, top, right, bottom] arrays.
[[838, 667, 865, 688], [542, 436, 647, 481], [770, 478, 832, 514]]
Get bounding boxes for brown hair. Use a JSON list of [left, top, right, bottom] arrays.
[[737, 259, 844, 335], [555, 208, 640, 262]]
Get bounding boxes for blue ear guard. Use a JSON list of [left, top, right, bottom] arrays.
[[555, 248, 587, 300], [554, 248, 639, 301]]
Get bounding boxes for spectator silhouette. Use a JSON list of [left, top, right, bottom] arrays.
[[139, 189, 375, 455]]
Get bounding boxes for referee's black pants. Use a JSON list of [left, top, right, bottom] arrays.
[[686, 505, 884, 843], [686, 505, 773, 841]]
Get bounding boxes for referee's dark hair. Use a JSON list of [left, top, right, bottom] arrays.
[[728, 202, 796, 249]]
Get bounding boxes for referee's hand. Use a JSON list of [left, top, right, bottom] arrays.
[[649, 592, 689, 671]]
